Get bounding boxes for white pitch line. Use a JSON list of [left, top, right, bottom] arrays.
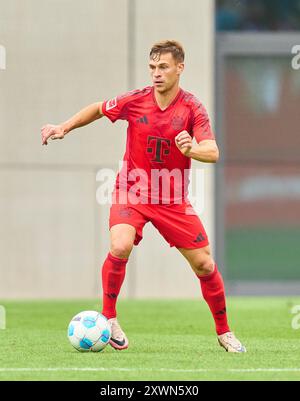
[[0, 368, 300, 373], [229, 368, 300, 373]]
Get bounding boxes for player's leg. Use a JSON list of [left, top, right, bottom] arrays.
[[150, 203, 246, 352], [178, 246, 230, 335], [101, 223, 136, 350], [178, 246, 246, 353], [102, 224, 136, 320], [102, 199, 149, 350]]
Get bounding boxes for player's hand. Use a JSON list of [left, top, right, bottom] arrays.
[[41, 124, 65, 145], [175, 131, 193, 157]]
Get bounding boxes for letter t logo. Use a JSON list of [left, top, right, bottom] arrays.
[[147, 136, 171, 163]]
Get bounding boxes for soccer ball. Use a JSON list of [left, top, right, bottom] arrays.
[[67, 311, 111, 352]]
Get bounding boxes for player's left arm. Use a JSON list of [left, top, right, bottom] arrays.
[[175, 99, 219, 163], [175, 132, 219, 163]]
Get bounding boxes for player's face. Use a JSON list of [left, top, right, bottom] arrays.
[[149, 53, 184, 94]]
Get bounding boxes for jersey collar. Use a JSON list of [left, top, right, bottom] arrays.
[[151, 87, 183, 112]]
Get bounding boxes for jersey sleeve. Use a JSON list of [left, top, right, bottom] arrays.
[[191, 100, 215, 143], [102, 88, 147, 123], [102, 95, 129, 123]]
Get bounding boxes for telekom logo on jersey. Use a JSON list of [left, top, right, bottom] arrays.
[[147, 136, 171, 163], [96, 162, 205, 214]]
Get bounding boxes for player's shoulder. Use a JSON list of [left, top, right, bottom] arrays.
[[181, 89, 205, 110], [103, 87, 152, 119], [117, 86, 152, 104]]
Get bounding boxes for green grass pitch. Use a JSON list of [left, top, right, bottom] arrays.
[[0, 298, 300, 381]]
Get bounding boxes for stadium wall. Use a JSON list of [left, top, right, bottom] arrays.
[[0, 0, 215, 299]]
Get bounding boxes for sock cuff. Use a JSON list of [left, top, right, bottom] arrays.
[[197, 264, 218, 282], [107, 252, 128, 265]]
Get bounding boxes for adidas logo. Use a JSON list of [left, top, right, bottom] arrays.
[[136, 115, 148, 124], [193, 233, 206, 243]]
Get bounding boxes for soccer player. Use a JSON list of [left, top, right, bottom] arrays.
[[41, 40, 246, 353]]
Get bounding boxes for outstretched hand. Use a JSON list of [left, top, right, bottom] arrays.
[[41, 124, 65, 145]]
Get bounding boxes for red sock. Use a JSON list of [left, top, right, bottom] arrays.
[[198, 265, 230, 336], [101, 253, 128, 319]]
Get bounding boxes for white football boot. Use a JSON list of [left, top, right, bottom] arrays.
[[218, 332, 247, 353], [108, 318, 129, 350]]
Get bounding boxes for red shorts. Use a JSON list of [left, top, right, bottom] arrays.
[[109, 192, 209, 249]]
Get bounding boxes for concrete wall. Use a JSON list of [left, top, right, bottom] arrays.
[[0, 0, 215, 299]]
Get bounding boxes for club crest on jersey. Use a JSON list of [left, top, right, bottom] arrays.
[[106, 97, 117, 111], [171, 116, 185, 131]]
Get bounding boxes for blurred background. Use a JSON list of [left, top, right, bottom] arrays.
[[0, 0, 299, 299]]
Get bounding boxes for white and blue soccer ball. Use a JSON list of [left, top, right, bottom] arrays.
[[67, 311, 111, 352]]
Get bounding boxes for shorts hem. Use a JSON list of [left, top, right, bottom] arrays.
[[174, 241, 210, 250]]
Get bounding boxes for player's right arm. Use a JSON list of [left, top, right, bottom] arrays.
[[41, 102, 104, 145]]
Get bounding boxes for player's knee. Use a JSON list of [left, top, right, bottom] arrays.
[[110, 240, 133, 259], [193, 257, 215, 277]]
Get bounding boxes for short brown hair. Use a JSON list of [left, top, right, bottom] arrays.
[[150, 40, 185, 63]]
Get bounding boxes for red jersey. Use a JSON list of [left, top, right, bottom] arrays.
[[102, 86, 214, 204]]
